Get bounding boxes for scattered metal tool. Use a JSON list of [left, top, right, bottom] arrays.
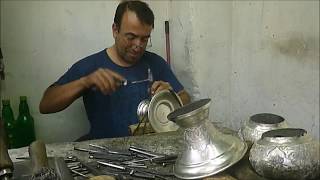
[[64, 155, 92, 178], [128, 146, 163, 158], [72, 145, 175, 179], [29, 140, 59, 180], [0, 119, 14, 180], [89, 144, 132, 156], [97, 161, 155, 179], [70, 169, 89, 178]]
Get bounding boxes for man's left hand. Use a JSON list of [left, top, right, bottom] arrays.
[[150, 81, 173, 95]]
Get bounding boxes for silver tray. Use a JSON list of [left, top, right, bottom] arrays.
[[148, 90, 182, 132]]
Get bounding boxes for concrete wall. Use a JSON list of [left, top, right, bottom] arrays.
[[1, 0, 319, 142]]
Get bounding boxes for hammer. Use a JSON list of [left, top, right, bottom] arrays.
[[28, 140, 59, 180], [0, 119, 13, 180]]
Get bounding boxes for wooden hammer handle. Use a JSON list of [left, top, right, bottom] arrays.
[[0, 119, 13, 171], [28, 140, 49, 174]]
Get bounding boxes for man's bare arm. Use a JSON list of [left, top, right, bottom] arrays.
[[39, 68, 125, 114], [39, 78, 87, 114]]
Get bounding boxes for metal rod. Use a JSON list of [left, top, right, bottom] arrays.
[[74, 147, 100, 153], [89, 144, 108, 151], [97, 161, 126, 171], [89, 144, 131, 156], [70, 169, 89, 178], [128, 146, 162, 158], [165, 21, 171, 66]]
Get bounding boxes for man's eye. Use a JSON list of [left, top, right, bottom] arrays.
[[126, 35, 135, 40], [141, 38, 149, 43]]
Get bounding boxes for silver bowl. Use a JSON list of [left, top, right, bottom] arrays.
[[136, 90, 182, 132], [239, 113, 288, 145], [249, 128, 320, 180]]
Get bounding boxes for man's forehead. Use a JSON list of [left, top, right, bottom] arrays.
[[120, 10, 152, 29]]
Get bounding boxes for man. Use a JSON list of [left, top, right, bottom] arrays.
[[39, 0, 190, 140]]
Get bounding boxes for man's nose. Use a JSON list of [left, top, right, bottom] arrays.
[[132, 39, 144, 48]]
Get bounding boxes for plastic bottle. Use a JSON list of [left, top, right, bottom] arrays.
[[16, 96, 35, 147], [1, 99, 18, 148]]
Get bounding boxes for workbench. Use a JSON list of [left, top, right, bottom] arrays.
[[8, 128, 268, 180]]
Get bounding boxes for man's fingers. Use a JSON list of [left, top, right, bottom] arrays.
[[101, 70, 118, 92], [151, 81, 161, 95], [95, 71, 112, 94], [106, 69, 126, 83], [151, 81, 172, 95], [86, 68, 125, 95]]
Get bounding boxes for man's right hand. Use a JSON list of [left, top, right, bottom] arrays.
[[80, 68, 125, 95], [39, 68, 125, 113]]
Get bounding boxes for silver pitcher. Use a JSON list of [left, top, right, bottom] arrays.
[[249, 128, 320, 180], [167, 99, 247, 179]]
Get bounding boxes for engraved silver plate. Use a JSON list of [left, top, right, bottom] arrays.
[[148, 90, 182, 132]]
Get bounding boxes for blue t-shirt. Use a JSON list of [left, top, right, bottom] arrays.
[[55, 49, 183, 139]]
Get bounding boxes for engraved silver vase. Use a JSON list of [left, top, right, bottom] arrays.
[[167, 99, 247, 179], [239, 113, 288, 145], [249, 128, 320, 180]]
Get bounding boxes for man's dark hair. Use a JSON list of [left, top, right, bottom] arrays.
[[114, 0, 154, 30]]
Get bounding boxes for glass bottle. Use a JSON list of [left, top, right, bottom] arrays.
[[16, 96, 35, 147], [1, 99, 18, 148]]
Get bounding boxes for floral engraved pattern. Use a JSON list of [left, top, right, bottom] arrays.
[[250, 141, 320, 180], [184, 124, 209, 151]]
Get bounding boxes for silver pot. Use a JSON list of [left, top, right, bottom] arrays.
[[239, 113, 288, 145], [249, 128, 320, 180], [167, 99, 247, 179]]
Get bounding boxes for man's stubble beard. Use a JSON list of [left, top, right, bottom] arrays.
[[116, 45, 144, 66]]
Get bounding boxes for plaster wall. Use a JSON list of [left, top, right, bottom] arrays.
[[170, 1, 233, 128], [0, 0, 170, 142], [230, 1, 319, 138], [170, 1, 319, 138]]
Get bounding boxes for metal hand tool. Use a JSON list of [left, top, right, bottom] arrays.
[[0, 119, 13, 180], [74, 147, 101, 153], [70, 169, 89, 178], [123, 154, 177, 167], [28, 140, 59, 180], [88, 144, 132, 156], [97, 161, 155, 179], [88, 154, 132, 162], [122, 68, 153, 86], [128, 146, 163, 158]]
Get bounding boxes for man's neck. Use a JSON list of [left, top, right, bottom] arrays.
[[107, 45, 131, 67]]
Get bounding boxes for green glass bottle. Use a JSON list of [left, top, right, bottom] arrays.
[[16, 96, 35, 147], [1, 99, 18, 148]]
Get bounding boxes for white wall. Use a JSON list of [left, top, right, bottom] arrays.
[[1, 0, 319, 142], [170, 0, 319, 139], [169, 1, 233, 128], [230, 1, 319, 137], [0, 0, 170, 142]]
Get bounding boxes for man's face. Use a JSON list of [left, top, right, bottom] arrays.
[[113, 10, 153, 66]]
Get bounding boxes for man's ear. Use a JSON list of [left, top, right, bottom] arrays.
[[112, 23, 119, 38]]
